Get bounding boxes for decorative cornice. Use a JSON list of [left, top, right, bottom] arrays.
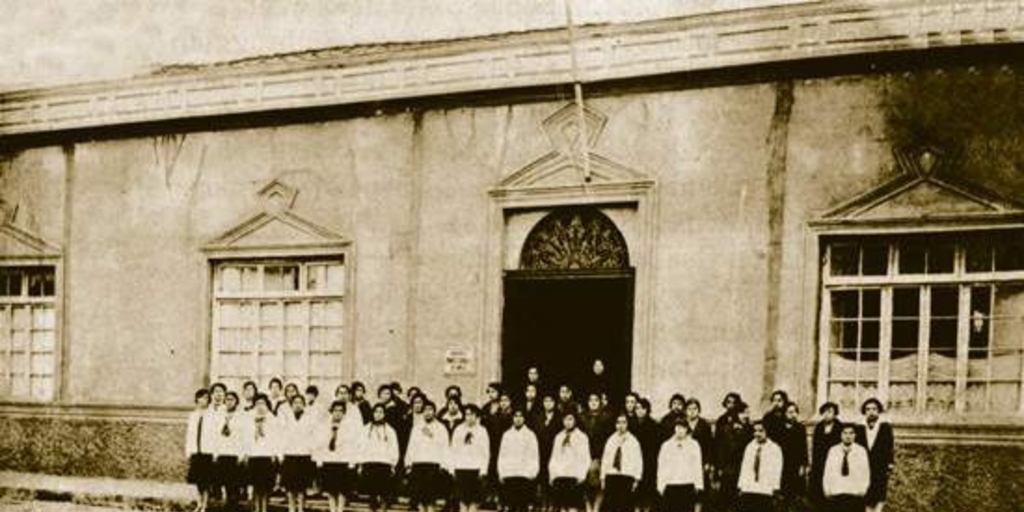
[[3, 0, 1024, 136]]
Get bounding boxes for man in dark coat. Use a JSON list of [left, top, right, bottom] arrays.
[[855, 398, 894, 512], [714, 398, 752, 512], [779, 402, 809, 512], [809, 402, 843, 510]]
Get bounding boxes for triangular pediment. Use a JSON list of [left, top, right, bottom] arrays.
[[816, 149, 1024, 226], [204, 179, 348, 255], [494, 152, 652, 192], [0, 223, 61, 258]]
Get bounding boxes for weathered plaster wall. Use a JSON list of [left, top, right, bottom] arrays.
[[0, 146, 66, 251]]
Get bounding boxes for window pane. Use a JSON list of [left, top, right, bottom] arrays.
[[862, 289, 881, 318], [26, 268, 55, 297], [861, 320, 880, 360], [830, 243, 859, 276], [927, 241, 955, 274], [831, 320, 859, 352], [965, 383, 987, 413], [926, 382, 956, 412], [829, 382, 858, 413], [889, 382, 917, 412], [969, 286, 991, 352], [306, 265, 327, 292], [928, 352, 958, 382], [995, 236, 1024, 271], [890, 348, 918, 381], [861, 243, 888, 276], [220, 267, 242, 292], [32, 331, 54, 353], [966, 240, 994, 273], [898, 240, 926, 274], [12, 306, 29, 329], [991, 383, 1021, 413], [831, 291, 859, 319], [930, 286, 959, 358], [284, 351, 304, 376], [265, 265, 299, 292], [0, 268, 23, 296], [326, 264, 345, 293], [32, 307, 55, 330]]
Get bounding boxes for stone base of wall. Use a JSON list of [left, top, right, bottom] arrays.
[[0, 415, 185, 481], [2, 415, 1024, 511]]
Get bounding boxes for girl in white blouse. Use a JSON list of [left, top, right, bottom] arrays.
[[406, 400, 450, 512], [280, 394, 316, 512], [656, 420, 703, 512], [601, 413, 643, 512], [314, 400, 362, 512], [548, 411, 592, 512], [185, 388, 213, 512], [360, 403, 401, 512], [245, 394, 281, 512], [213, 391, 248, 511], [448, 404, 490, 512], [498, 409, 539, 512]]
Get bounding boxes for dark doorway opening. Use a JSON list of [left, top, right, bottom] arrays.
[[501, 269, 634, 404]]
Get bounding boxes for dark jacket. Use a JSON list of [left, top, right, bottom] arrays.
[[809, 420, 843, 504], [580, 409, 613, 460], [856, 421, 894, 505], [714, 413, 752, 477], [778, 420, 809, 495], [532, 410, 563, 474], [686, 417, 715, 470]]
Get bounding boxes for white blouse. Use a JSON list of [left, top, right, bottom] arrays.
[[448, 423, 490, 474], [548, 429, 591, 482], [656, 437, 704, 493], [498, 426, 539, 480], [600, 432, 643, 482], [406, 419, 450, 466], [359, 422, 400, 466]]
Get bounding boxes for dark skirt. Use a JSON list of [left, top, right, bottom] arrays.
[[248, 456, 277, 492], [454, 469, 483, 505], [214, 455, 243, 488], [829, 494, 865, 512], [187, 453, 215, 486], [280, 455, 315, 493], [550, 477, 585, 510], [738, 492, 773, 512], [360, 462, 394, 498], [409, 463, 443, 504], [502, 476, 534, 511], [661, 484, 696, 512], [866, 473, 890, 505], [320, 462, 355, 496], [601, 475, 636, 512]]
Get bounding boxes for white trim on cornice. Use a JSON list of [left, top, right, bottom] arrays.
[[3, 0, 1024, 136]]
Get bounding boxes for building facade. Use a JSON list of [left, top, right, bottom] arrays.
[[2, 2, 1024, 510]]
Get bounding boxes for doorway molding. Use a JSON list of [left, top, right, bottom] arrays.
[[482, 102, 657, 395]]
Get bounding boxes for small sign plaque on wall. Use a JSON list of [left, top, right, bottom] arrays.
[[444, 348, 474, 375]]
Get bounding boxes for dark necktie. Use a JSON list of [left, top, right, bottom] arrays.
[[563, 431, 572, 449], [197, 413, 204, 453], [255, 418, 265, 440], [222, 415, 232, 437], [465, 431, 473, 445], [841, 448, 850, 476], [612, 442, 623, 471], [329, 425, 339, 452], [754, 444, 762, 482]]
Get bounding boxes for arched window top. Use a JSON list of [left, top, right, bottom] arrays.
[[520, 207, 630, 271]]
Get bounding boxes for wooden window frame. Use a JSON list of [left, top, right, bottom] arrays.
[[0, 260, 60, 403]]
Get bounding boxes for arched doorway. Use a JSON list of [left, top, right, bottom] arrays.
[[501, 206, 634, 404]]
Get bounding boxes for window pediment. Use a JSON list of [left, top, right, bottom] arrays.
[[203, 179, 348, 258], [814, 149, 1024, 229], [0, 201, 60, 259]]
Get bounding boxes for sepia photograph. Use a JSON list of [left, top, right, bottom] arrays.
[[0, 1, 1023, 512]]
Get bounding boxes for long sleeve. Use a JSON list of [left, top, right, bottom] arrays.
[[498, 427, 539, 479], [449, 424, 490, 474], [823, 444, 870, 497], [406, 421, 449, 465], [185, 410, 202, 457], [737, 440, 782, 495], [360, 424, 400, 466], [601, 433, 643, 482], [657, 438, 704, 494], [548, 430, 591, 482]]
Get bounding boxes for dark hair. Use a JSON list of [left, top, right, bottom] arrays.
[[378, 384, 393, 396], [306, 385, 319, 397], [284, 382, 299, 393], [209, 382, 227, 393], [269, 377, 283, 388], [525, 383, 538, 392], [242, 380, 257, 392], [637, 398, 651, 412], [253, 393, 271, 408], [625, 391, 640, 402], [861, 397, 884, 415], [722, 392, 742, 409], [445, 385, 462, 398], [751, 419, 765, 428], [562, 410, 578, 423], [685, 398, 702, 412], [290, 394, 306, 406], [351, 381, 366, 392], [330, 400, 347, 413], [194, 388, 210, 401], [464, 404, 481, 416], [335, 384, 350, 395], [770, 389, 789, 404], [512, 408, 527, 418], [390, 381, 403, 393], [371, 403, 386, 415], [670, 393, 686, 406], [840, 422, 857, 433], [818, 402, 840, 416], [673, 417, 692, 432], [734, 401, 749, 414], [542, 393, 557, 402], [422, 400, 436, 411], [785, 401, 800, 413], [408, 386, 422, 397], [225, 391, 239, 403], [487, 382, 502, 393]]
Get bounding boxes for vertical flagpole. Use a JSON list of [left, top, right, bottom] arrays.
[[563, 0, 592, 183]]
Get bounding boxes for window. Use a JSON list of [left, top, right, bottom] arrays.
[[0, 265, 57, 401], [211, 259, 346, 393], [821, 231, 1024, 417]]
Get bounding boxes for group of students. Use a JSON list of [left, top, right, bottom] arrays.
[[184, 362, 895, 512]]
